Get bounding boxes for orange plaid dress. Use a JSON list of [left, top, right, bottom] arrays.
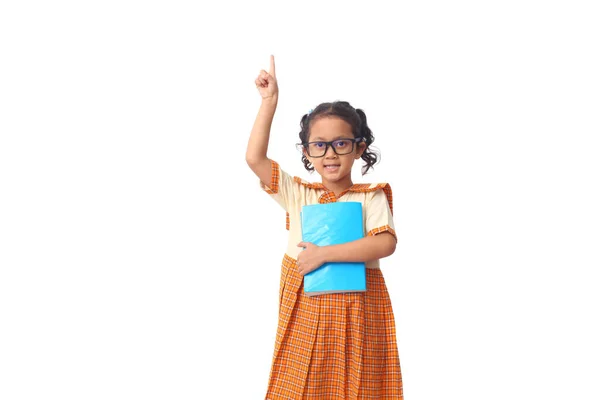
[[260, 160, 403, 400]]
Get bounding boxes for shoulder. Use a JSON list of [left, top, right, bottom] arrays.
[[350, 182, 392, 193], [349, 183, 394, 214], [350, 182, 392, 199], [290, 176, 332, 197]]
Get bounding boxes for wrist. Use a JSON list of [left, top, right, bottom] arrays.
[[261, 95, 278, 108], [319, 245, 332, 265]]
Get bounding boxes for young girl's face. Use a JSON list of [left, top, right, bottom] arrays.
[[304, 116, 366, 185]]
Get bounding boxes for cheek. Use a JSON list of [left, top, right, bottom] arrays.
[[305, 154, 320, 167]]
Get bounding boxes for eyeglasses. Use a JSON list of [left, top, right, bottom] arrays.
[[297, 137, 364, 158]]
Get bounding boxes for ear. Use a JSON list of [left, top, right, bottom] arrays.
[[355, 142, 366, 159]]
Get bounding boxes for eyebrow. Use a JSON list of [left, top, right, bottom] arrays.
[[311, 136, 353, 141]]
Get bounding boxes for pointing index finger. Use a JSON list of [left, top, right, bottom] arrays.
[[269, 55, 276, 78]]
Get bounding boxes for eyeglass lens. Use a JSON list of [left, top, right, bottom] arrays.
[[307, 139, 354, 157]]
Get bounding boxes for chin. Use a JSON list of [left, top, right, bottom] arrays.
[[325, 172, 350, 182]]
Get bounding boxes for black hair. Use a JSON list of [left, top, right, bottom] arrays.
[[298, 101, 380, 175]]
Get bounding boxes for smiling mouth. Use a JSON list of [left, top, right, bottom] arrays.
[[324, 165, 340, 170]]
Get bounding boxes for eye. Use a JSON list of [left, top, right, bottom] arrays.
[[334, 140, 349, 148], [314, 142, 325, 148]]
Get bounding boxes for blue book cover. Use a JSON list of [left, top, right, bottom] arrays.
[[300, 201, 366, 296]]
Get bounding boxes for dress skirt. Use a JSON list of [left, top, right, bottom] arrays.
[[265, 254, 403, 399]]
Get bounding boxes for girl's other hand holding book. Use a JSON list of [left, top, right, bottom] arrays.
[[296, 241, 325, 276]]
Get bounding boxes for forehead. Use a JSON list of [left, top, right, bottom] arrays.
[[309, 117, 353, 140]]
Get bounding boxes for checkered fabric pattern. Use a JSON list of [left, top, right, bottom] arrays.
[[261, 159, 403, 399], [266, 255, 403, 399]]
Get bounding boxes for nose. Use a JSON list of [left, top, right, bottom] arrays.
[[325, 144, 338, 158]]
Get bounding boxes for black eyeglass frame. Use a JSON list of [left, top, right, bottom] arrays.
[[296, 137, 365, 158]]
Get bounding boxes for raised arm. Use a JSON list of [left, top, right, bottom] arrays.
[[246, 55, 279, 186]]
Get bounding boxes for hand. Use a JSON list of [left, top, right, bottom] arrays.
[[296, 241, 326, 276], [255, 55, 278, 100]]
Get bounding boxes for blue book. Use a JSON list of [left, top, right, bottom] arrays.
[[300, 201, 366, 296]]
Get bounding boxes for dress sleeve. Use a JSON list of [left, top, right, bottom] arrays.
[[258, 159, 296, 212], [365, 184, 397, 241]]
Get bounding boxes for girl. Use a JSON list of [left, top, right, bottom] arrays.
[[246, 55, 403, 399]]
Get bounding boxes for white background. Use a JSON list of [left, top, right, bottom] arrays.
[[1, 1, 599, 399]]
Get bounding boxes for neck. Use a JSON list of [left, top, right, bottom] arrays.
[[321, 177, 354, 197]]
